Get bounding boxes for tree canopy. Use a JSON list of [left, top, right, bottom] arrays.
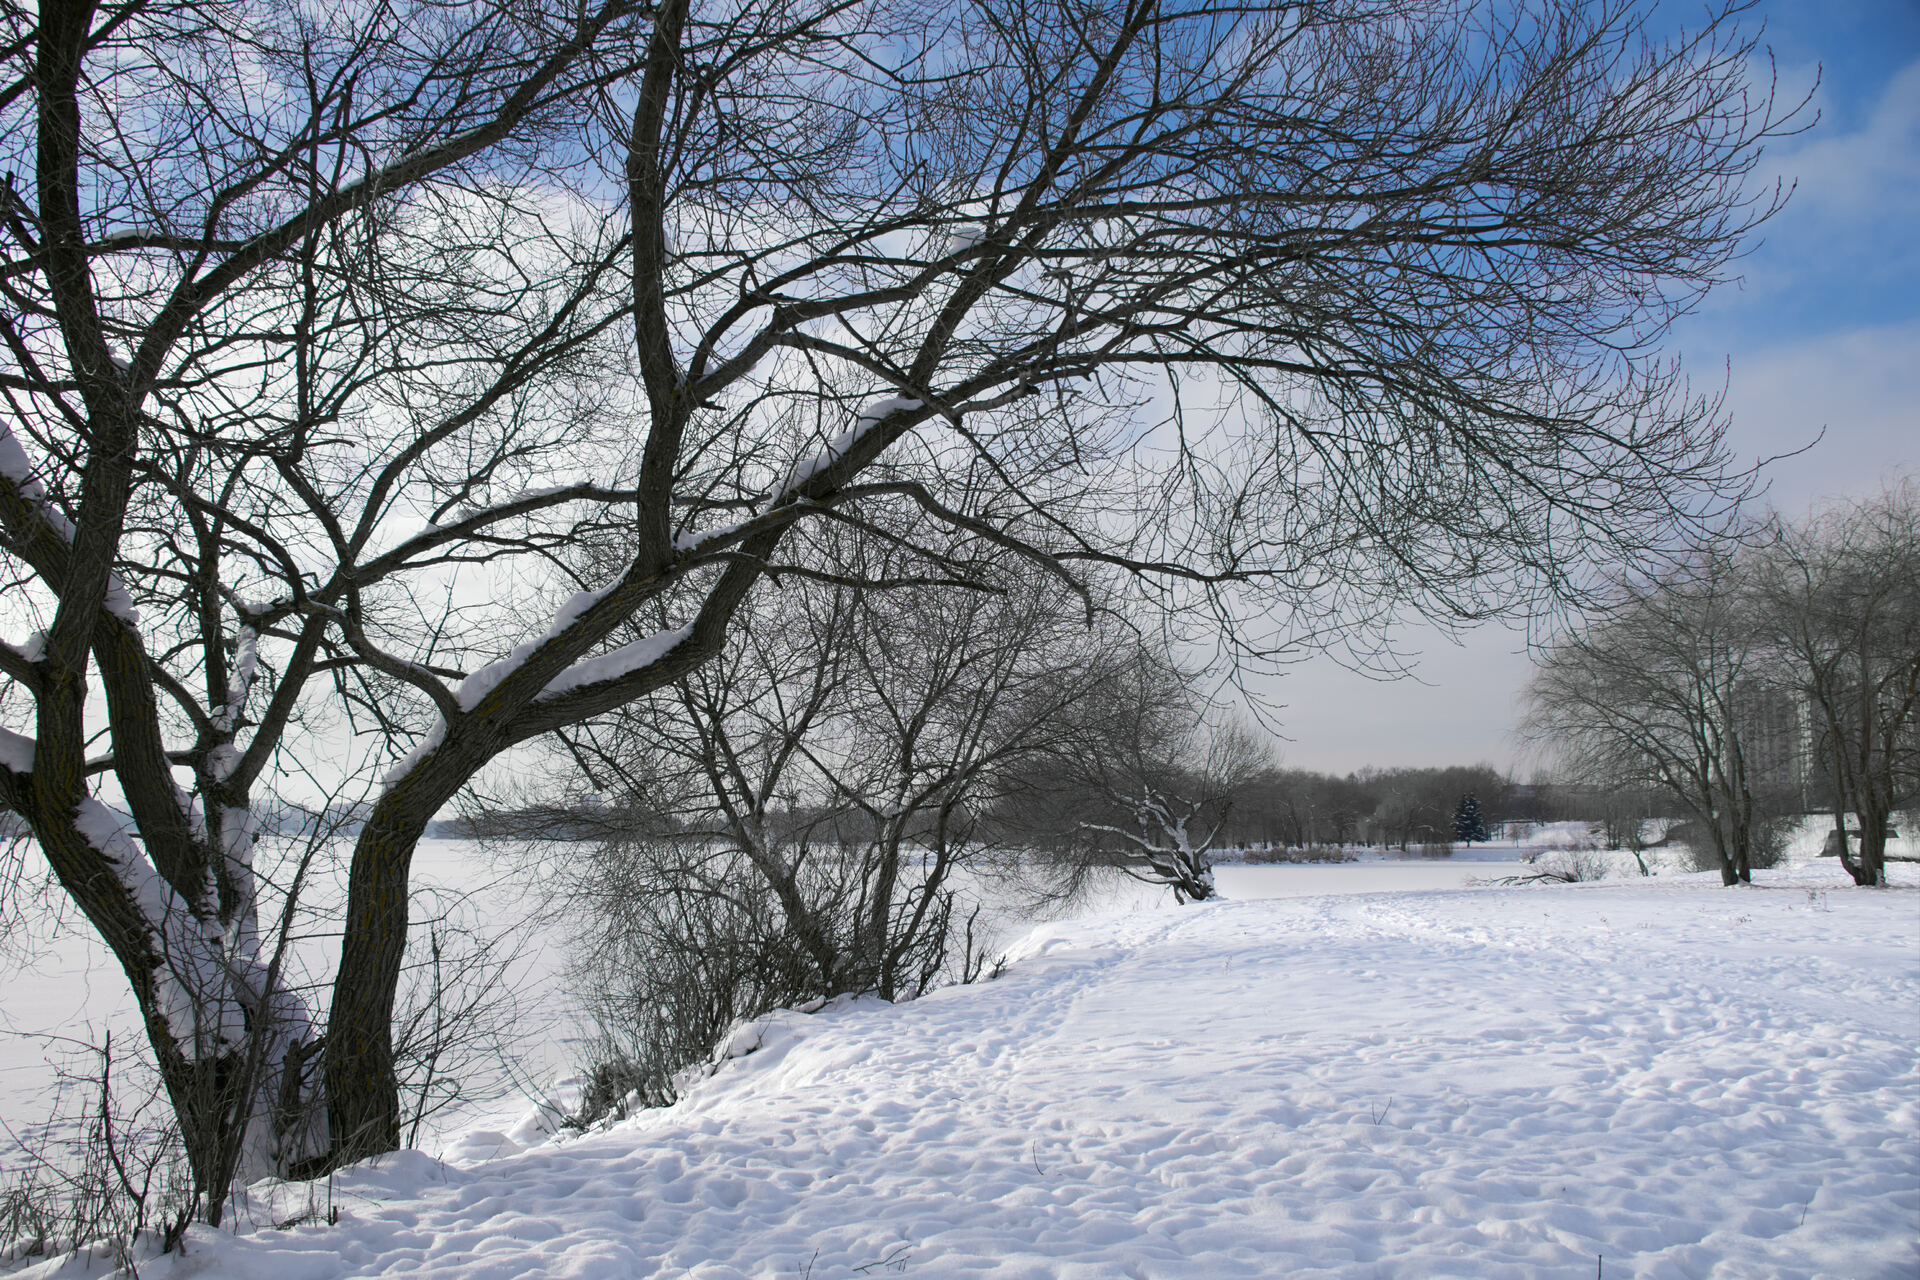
[[0, 0, 1798, 1188]]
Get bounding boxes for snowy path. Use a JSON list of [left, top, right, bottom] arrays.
[[47, 873, 1920, 1278]]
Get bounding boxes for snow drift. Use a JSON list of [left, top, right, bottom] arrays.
[[10, 865, 1918, 1279]]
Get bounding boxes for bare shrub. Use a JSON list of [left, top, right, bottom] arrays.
[[1535, 829, 1604, 854], [1236, 844, 1357, 865], [555, 835, 842, 1125], [1417, 840, 1456, 859], [1747, 815, 1793, 871], [551, 818, 1017, 1130], [1675, 839, 1721, 874], [564, 856, 1002, 1130], [1672, 813, 1789, 873], [0, 1038, 194, 1271], [1490, 851, 1611, 885], [391, 889, 540, 1150]]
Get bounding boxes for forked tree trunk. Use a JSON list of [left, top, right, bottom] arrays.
[[1703, 822, 1738, 887], [4, 753, 320, 1213]]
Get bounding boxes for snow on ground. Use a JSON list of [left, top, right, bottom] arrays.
[[0, 836, 1590, 1166], [14, 860, 1912, 1279]]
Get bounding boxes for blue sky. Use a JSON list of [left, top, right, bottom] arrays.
[[1676, 0, 1920, 510], [1711, 0, 1920, 335], [1266, 0, 1920, 776]]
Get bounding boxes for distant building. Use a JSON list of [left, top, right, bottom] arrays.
[[1734, 679, 1810, 807]]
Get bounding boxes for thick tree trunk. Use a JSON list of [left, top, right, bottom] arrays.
[[1169, 845, 1216, 903], [1857, 797, 1890, 887], [324, 803, 431, 1164], [866, 835, 904, 999], [1831, 811, 1860, 880], [1705, 824, 1738, 886], [173, 1054, 246, 1225]]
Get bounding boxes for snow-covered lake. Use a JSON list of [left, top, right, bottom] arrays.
[[2, 819, 1896, 1156]]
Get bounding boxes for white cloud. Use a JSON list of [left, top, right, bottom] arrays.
[[1722, 319, 1920, 509], [1692, 54, 1920, 317], [1770, 58, 1920, 221]]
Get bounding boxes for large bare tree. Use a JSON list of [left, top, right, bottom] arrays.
[[1, 0, 1797, 1182], [0, 0, 651, 1204], [1523, 550, 1772, 885], [1750, 482, 1920, 886]]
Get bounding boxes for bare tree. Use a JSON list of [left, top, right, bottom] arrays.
[[1750, 482, 1920, 886], [1590, 778, 1665, 875], [1055, 661, 1271, 902], [0, 0, 652, 1195], [1523, 550, 1772, 885], [1, 0, 1797, 1177], [517, 541, 1143, 1112], [560, 536, 1138, 1003]]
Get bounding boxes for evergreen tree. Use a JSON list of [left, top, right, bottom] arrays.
[[1453, 794, 1489, 846]]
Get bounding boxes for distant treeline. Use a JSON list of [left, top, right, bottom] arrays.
[[1216, 765, 1660, 851], [439, 765, 1654, 853]]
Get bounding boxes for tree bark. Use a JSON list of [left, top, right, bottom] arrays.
[[324, 793, 438, 1162]]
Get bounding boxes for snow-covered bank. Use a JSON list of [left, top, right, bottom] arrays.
[[0, 839, 1601, 1164], [25, 864, 1914, 1279]]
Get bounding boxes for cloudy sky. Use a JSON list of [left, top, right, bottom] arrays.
[[1259, 0, 1920, 778]]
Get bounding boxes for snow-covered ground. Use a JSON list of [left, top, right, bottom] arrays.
[[7, 856, 1912, 1279], [0, 827, 1612, 1162]]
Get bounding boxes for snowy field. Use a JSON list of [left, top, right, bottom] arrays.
[[0, 829, 1584, 1160], [5, 850, 1914, 1279]]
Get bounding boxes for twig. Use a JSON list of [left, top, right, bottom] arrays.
[[851, 1243, 913, 1274]]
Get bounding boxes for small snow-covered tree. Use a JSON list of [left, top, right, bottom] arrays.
[[1451, 793, 1488, 846], [1060, 664, 1272, 903], [1093, 782, 1229, 904]]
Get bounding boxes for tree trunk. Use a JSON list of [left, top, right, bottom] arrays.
[[1706, 822, 1738, 886], [1831, 811, 1860, 879], [867, 834, 904, 999], [740, 833, 843, 991], [1857, 797, 1890, 887], [1171, 843, 1216, 903], [323, 803, 431, 1164]]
